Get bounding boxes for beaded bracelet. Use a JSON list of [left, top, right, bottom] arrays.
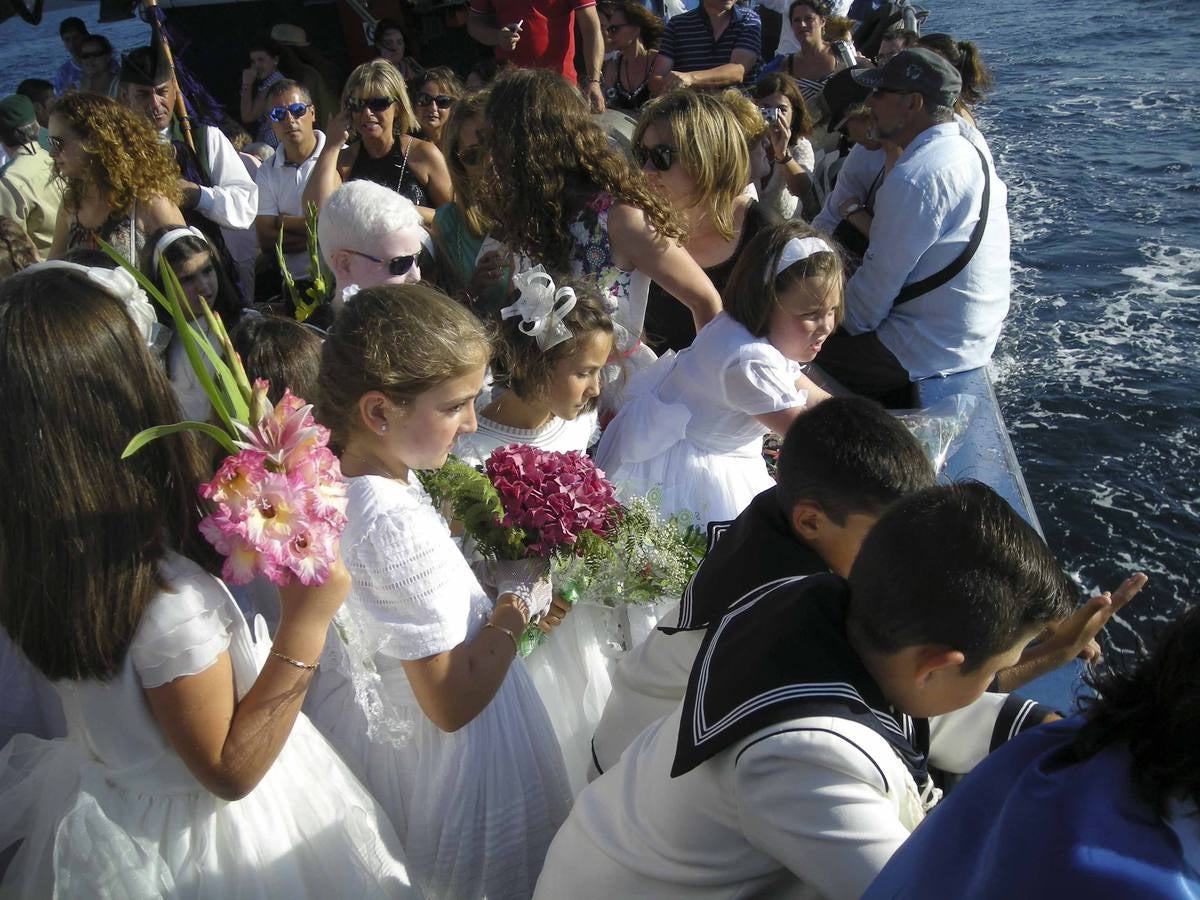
[[270, 649, 318, 671]]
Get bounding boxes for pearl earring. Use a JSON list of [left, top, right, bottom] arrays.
[[379, 424, 388, 433]]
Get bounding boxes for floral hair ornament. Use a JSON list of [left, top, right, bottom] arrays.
[[151, 225, 210, 272], [767, 235, 833, 284], [14, 260, 167, 355], [501, 265, 577, 352]]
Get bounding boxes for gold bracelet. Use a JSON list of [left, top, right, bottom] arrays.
[[270, 649, 318, 670], [485, 621, 519, 652]]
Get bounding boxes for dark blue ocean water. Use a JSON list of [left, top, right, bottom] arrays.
[[930, 0, 1200, 652], [3, 1, 1197, 651]]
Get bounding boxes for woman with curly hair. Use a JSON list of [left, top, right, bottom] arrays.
[[303, 59, 451, 227], [47, 92, 184, 265], [479, 67, 720, 365]]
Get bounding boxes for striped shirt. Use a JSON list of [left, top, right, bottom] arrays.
[[658, 4, 762, 78]]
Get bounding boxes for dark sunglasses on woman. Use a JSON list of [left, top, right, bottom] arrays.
[[268, 103, 312, 122], [346, 96, 394, 114], [456, 145, 486, 167], [345, 249, 418, 277], [415, 93, 454, 110], [633, 143, 675, 172]]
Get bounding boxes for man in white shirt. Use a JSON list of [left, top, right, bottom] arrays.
[[816, 48, 1010, 401], [118, 46, 258, 239], [254, 81, 325, 280]]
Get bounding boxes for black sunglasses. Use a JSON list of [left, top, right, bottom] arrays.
[[456, 144, 486, 167], [633, 142, 675, 172], [268, 102, 312, 122], [80, 50, 109, 60], [346, 248, 418, 277], [346, 96, 394, 114], [870, 87, 912, 97], [47, 134, 66, 154], [416, 92, 454, 109]]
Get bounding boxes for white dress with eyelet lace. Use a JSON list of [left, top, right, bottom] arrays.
[[0, 551, 415, 899], [303, 475, 572, 900]]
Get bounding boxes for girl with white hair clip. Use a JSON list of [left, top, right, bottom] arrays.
[[595, 220, 839, 530]]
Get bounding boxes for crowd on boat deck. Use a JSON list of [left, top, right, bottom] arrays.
[[0, 1, 1194, 896]]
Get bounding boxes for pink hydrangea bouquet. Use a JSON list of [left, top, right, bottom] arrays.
[[104, 239, 346, 587]]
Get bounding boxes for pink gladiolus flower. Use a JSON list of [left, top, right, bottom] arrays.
[[198, 383, 347, 586]]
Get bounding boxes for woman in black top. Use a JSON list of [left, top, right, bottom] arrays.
[[600, 1, 662, 113], [636, 90, 782, 353]]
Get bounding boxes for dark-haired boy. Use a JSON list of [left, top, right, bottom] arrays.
[[537, 481, 1076, 898]]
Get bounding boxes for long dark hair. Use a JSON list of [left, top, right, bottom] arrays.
[[1070, 604, 1200, 815], [478, 68, 682, 271], [0, 268, 218, 681]]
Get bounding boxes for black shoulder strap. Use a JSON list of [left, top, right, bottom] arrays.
[[892, 143, 990, 308]]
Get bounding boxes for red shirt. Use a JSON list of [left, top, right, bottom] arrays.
[[469, 0, 594, 84]]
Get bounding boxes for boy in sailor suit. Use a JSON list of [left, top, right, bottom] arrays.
[[535, 481, 1072, 899]]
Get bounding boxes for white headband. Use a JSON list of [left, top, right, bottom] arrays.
[[501, 265, 577, 352], [14, 260, 166, 355], [766, 236, 832, 284], [151, 225, 210, 272]]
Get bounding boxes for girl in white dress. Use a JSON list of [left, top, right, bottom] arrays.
[[453, 271, 617, 794], [595, 222, 842, 530], [0, 264, 414, 898], [310, 283, 573, 900]]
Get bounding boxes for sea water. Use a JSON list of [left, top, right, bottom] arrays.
[[2, 0, 1196, 651]]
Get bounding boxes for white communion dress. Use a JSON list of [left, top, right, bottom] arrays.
[[452, 399, 616, 795], [594, 312, 808, 529], [305, 475, 572, 900], [0, 552, 416, 899]]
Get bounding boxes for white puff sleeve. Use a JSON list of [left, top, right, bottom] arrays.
[[130, 556, 236, 689], [342, 506, 473, 661], [721, 343, 808, 416]]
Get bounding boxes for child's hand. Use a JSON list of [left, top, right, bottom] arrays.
[[1037, 572, 1148, 665], [537, 595, 573, 634], [277, 557, 351, 625]]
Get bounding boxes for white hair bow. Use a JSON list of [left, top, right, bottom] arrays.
[[501, 265, 577, 351], [766, 236, 833, 284], [16, 261, 168, 356]]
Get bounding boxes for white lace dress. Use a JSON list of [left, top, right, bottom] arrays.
[[452, 398, 614, 796], [594, 312, 808, 529], [0, 552, 415, 899], [304, 475, 572, 900]]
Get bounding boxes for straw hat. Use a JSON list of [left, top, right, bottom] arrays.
[[270, 24, 310, 47]]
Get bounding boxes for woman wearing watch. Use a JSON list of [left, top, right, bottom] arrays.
[[751, 73, 818, 221]]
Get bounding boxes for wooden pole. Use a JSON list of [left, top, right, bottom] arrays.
[[143, 0, 195, 153]]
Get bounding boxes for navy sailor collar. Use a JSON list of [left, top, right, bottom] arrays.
[[671, 574, 930, 784]]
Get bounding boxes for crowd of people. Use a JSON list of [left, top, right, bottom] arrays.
[[0, 2, 1193, 898]]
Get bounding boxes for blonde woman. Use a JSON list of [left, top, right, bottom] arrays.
[[303, 59, 451, 226], [637, 89, 781, 352]]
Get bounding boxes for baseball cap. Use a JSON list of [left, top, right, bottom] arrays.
[[0, 95, 36, 133], [852, 48, 961, 108]]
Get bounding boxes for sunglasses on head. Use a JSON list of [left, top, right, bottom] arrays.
[[268, 102, 312, 122], [416, 92, 454, 109], [633, 142, 675, 172], [346, 248, 418, 277], [346, 96, 394, 114], [456, 144, 486, 167]]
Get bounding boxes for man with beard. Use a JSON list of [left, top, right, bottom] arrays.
[[815, 48, 1010, 403]]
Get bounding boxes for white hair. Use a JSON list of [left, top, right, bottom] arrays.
[[317, 180, 424, 264]]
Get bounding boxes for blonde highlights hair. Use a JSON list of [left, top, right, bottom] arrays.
[[317, 283, 491, 447], [53, 92, 182, 214], [723, 220, 845, 337], [342, 58, 416, 137], [634, 90, 750, 242]]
